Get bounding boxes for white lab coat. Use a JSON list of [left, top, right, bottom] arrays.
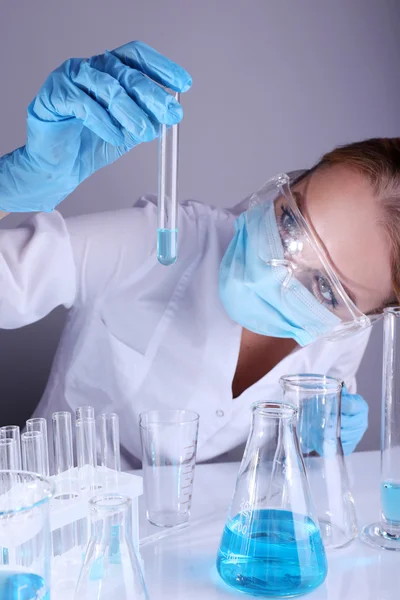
[[0, 196, 370, 468]]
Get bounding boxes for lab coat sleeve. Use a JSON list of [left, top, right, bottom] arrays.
[[326, 328, 371, 394], [0, 211, 76, 329], [65, 200, 158, 305]]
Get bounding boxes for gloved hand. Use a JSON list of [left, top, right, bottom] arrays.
[[340, 387, 369, 455], [298, 386, 368, 457], [0, 41, 192, 213]]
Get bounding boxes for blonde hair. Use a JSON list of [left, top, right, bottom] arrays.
[[315, 138, 400, 307]]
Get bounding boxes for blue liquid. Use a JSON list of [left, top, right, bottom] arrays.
[[217, 509, 327, 598], [382, 481, 400, 523], [0, 570, 49, 599], [157, 228, 178, 266]]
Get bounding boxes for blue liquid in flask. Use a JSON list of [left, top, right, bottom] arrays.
[[157, 228, 178, 266], [381, 481, 400, 524], [217, 509, 327, 598], [0, 570, 49, 600]]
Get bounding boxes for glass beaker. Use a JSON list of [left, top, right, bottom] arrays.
[[280, 374, 358, 549], [361, 307, 400, 550], [139, 409, 199, 527], [74, 494, 148, 599], [0, 471, 53, 599], [217, 402, 327, 598]]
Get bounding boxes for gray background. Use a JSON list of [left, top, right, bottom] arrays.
[[0, 0, 400, 451]]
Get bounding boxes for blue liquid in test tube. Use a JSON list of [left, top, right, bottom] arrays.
[[157, 92, 180, 266], [381, 481, 400, 524]]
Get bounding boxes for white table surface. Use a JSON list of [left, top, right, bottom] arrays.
[[137, 450, 400, 600]]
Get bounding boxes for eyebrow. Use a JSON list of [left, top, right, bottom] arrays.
[[295, 187, 359, 307]]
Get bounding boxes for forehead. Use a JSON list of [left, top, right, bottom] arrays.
[[296, 165, 393, 313]]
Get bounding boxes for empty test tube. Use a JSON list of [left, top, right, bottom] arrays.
[[26, 417, 50, 477], [76, 406, 95, 420], [0, 425, 21, 469], [99, 413, 121, 472], [157, 91, 180, 266], [76, 417, 99, 490], [0, 438, 19, 470], [21, 430, 46, 476], [52, 411, 74, 475]]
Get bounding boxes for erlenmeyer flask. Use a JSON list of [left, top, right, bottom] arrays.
[[280, 374, 358, 549], [74, 494, 149, 600], [217, 402, 327, 598]]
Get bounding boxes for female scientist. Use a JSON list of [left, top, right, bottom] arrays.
[[0, 41, 395, 468]]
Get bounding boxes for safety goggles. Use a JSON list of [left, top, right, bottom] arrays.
[[246, 171, 373, 340]]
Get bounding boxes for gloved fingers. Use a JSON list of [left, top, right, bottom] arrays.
[[89, 51, 183, 126], [72, 61, 158, 144], [341, 391, 368, 417], [31, 74, 124, 147], [110, 40, 192, 93]]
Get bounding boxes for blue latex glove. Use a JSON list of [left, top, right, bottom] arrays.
[[0, 41, 192, 213], [298, 386, 368, 456], [340, 387, 369, 455]]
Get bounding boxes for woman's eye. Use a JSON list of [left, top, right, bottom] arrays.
[[280, 206, 299, 236], [315, 275, 339, 309]]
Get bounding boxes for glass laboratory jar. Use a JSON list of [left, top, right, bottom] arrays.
[[217, 402, 327, 598], [0, 471, 54, 599], [280, 374, 358, 549]]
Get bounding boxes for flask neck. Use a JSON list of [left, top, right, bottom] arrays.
[[89, 495, 133, 546]]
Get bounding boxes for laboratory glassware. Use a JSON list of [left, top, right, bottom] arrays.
[[21, 430, 47, 476], [0, 427, 21, 470], [99, 413, 121, 488], [139, 409, 199, 527], [280, 374, 358, 549], [0, 439, 19, 471], [52, 411, 78, 499], [217, 402, 327, 598], [361, 307, 400, 550], [26, 417, 50, 477], [0, 471, 53, 599], [76, 417, 100, 491], [76, 406, 95, 421], [74, 494, 148, 600], [157, 91, 180, 266]]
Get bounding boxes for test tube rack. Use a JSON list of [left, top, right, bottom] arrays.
[[49, 467, 143, 547], [49, 468, 143, 598]]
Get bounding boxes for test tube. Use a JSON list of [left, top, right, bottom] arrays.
[[0, 425, 21, 469], [26, 417, 50, 477], [157, 91, 180, 266], [52, 412, 74, 475], [0, 438, 19, 470], [361, 307, 400, 550], [99, 413, 121, 473], [21, 430, 46, 476], [52, 411, 78, 501], [76, 417, 99, 490], [76, 406, 95, 421]]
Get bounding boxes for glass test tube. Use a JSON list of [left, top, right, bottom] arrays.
[[76, 406, 95, 421], [52, 411, 74, 475], [361, 307, 400, 550], [0, 438, 19, 470], [99, 413, 121, 472], [21, 430, 46, 476], [26, 417, 50, 477], [53, 411, 78, 501], [76, 417, 99, 490], [381, 308, 400, 538], [0, 425, 22, 469], [157, 91, 180, 266]]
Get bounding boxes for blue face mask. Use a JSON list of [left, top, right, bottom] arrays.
[[219, 204, 341, 346]]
